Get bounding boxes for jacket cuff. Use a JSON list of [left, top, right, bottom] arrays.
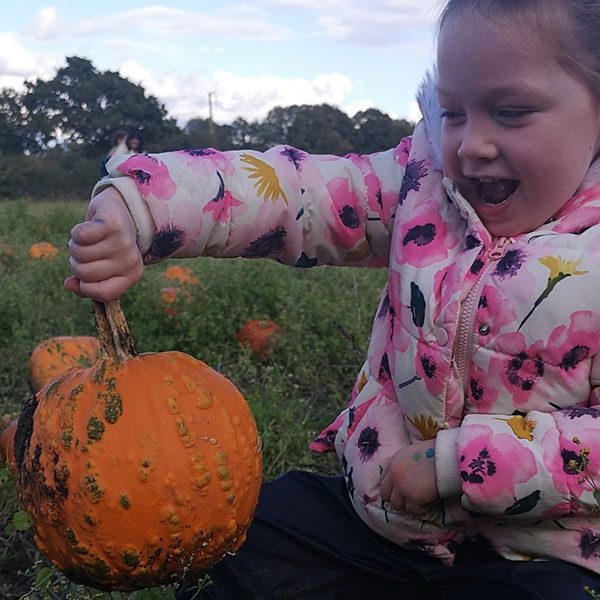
[[435, 428, 462, 498], [92, 177, 156, 255]]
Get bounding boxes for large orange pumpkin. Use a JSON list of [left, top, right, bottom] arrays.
[[14, 301, 261, 591], [237, 320, 281, 356], [27, 242, 58, 259], [29, 336, 101, 394]]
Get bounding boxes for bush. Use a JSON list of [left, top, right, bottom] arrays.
[[0, 151, 98, 201]]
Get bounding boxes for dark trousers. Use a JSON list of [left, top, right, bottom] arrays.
[[176, 470, 600, 600]]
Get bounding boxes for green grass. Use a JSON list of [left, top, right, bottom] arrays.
[[0, 200, 387, 598]]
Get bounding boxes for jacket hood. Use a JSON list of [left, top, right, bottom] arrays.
[[416, 69, 443, 172]]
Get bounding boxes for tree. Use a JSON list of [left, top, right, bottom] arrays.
[[351, 108, 413, 154], [21, 56, 180, 156], [0, 89, 29, 154]]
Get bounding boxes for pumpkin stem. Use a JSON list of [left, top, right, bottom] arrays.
[[92, 301, 137, 362]]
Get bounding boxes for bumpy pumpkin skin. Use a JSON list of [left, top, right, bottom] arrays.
[[29, 336, 101, 394], [15, 351, 261, 591]]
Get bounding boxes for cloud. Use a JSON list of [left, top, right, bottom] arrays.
[[32, 6, 61, 40], [32, 5, 292, 42], [267, 0, 440, 46], [0, 33, 58, 85], [120, 60, 354, 125]]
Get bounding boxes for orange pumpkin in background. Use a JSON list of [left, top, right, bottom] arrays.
[[14, 301, 261, 591], [160, 265, 198, 287], [160, 286, 192, 318], [237, 320, 281, 357], [29, 336, 101, 394], [0, 417, 17, 471], [27, 242, 58, 260]]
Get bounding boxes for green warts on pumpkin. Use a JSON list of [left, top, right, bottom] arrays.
[[87, 417, 105, 441], [83, 474, 104, 503], [119, 494, 131, 509], [122, 549, 140, 568]]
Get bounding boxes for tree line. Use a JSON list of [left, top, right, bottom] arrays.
[[0, 56, 414, 200]]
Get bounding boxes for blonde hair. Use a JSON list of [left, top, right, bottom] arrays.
[[439, 0, 600, 100]]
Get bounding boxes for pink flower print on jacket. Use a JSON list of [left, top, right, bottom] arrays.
[[414, 338, 446, 397], [396, 199, 460, 268], [458, 424, 538, 513], [116, 154, 176, 201], [551, 409, 600, 505], [464, 363, 499, 413], [476, 284, 517, 339], [546, 311, 600, 389], [551, 205, 600, 236], [394, 137, 411, 168], [202, 172, 243, 224], [488, 333, 546, 407], [345, 153, 397, 225], [324, 177, 366, 250]]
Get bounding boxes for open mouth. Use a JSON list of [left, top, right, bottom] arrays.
[[474, 179, 520, 206]]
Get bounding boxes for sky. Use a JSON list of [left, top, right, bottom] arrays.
[[0, 0, 442, 127]]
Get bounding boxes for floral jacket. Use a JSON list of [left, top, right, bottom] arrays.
[[96, 76, 600, 573]]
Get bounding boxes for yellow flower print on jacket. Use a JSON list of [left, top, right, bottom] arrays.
[[240, 153, 289, 205], [519, 256, 588, 330]]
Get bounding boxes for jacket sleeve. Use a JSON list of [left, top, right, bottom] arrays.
[[92, 140, 412, 268], [435, 384, 600, 521]]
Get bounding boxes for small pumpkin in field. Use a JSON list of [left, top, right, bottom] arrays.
[[0, 417, 17, 471], [14, 301, 261, 591], [237, 320, 281, 356], [161, 265, 198, 287], [29, 336, 101, 394], [160, 286, 191, 318], [27, 242, 58, 260]]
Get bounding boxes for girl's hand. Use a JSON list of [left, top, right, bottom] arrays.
[[64, 187, 143, 302], [380, 439, 439, 516]]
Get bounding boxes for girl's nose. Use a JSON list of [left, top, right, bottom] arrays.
[[457, 125, 498, 161]]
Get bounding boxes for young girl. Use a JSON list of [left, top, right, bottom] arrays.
[[65, 1, 600, 597]]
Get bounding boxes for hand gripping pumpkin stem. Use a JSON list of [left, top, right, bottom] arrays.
[[92, 301, 137, 362]]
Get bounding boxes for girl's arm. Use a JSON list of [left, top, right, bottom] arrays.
[[95, 142, 410, 269], [435, 385, 600, 520]]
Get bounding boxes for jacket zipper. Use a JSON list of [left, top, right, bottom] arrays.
[[455, 236, 511, 390]]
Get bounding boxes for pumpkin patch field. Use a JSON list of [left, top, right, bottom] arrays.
[[0, 200, 386, 599]]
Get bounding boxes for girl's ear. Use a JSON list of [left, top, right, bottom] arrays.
[[417, 69, 443, 171]]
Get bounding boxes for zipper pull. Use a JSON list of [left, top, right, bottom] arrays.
[[488, 237, 510, 260]]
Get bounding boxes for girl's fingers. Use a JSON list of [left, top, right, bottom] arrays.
[[68, 238, 118, 263], [68, 258, 127, 283], [63, 276, 84, 297], [78, 277, 133, 303], [70, 220, 111, 246]]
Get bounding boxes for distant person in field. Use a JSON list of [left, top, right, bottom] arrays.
[[99, 130, 127, 178], [125, 131, 143, 154], [66, 1, 600, 598]]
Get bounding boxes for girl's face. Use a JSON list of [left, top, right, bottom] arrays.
[[128, 137, 140, 151], [438, 12, 600, 237]]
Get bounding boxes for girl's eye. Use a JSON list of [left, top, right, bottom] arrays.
[[440, 109, 464, 121], [496, 108, 534, 120]]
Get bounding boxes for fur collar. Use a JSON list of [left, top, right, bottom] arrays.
[[416, 69, 443, 171]]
